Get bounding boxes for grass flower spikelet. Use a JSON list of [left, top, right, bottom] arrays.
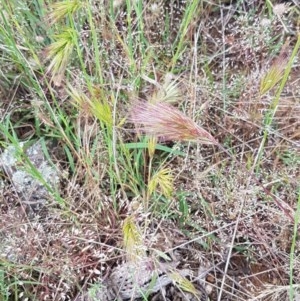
[[122, 216, 146, 262], [46, 28, 76, 84], [260, 38, 290, 95], [48, 0, 83, 25], [148, 167, 174, 198], [131, 101, 217, 144]]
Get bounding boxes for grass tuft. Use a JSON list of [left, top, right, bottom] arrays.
[[1, 1, 299, 300]]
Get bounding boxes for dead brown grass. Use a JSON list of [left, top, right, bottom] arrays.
[[0, 1, 299, 301]]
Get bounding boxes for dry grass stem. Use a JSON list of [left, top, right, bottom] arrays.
[[1, 1, 299, 300]]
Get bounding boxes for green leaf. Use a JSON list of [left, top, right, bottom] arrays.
[[124, 142, 186, 157]]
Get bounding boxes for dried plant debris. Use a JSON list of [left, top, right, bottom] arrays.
[[195, 1, 298, 76], [77, 256, 208, 301], [1, 1, 300, 301]]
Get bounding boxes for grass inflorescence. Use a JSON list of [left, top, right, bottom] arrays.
[[0, 0, 299, 300]]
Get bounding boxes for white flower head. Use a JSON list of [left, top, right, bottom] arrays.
[[273, 3, 290, 17]]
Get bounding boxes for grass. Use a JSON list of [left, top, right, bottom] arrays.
[[0, 0, 299, 300]]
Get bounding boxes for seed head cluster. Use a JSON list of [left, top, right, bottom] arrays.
[[130, 101, 217, 144]]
